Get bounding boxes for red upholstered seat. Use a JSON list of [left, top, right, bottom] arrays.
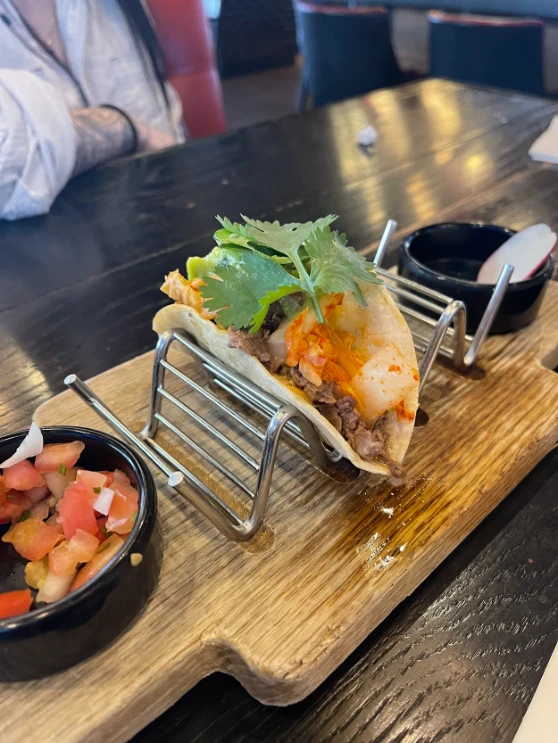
[[428, 11, 543, 28], [147, 0, 227, 139], [296, 3, 388, 15]]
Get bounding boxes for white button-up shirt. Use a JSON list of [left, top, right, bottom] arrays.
[[0, 0, 185, 220]]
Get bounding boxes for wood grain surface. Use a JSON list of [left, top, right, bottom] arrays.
[[0, 278, 549, 742], [0, 80, 557, 743]]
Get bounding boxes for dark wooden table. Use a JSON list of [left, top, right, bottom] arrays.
[[1, 79, 557, 743]]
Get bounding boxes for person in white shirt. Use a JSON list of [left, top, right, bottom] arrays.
[[0, 0, 186, 220]]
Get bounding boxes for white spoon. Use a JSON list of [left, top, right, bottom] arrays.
[[477, 223, 556, 284]]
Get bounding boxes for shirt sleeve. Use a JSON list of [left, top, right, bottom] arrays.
[[164, 80, 187, 142], [0, 69, 77, 221]]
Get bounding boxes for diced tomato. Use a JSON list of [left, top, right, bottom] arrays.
[[58, 481, 97, 539], [71, 533, 124, 592], [95, 516, 108, 544], [26, 484, 50, 503], [3, 460, 45, 491], [99, 471, 114, 487], [112, 470, 139, 503], [76, 470, 107, 496], [48, 542, 75, 577], [69, 529, 99, 562], [35, 442, 85, 473], [45, 513, 64, 534], [50, 529, 100, 576], [0, 492, 33, 524], [106, 489, 138, 535], [0, 476, 5, 506], [2, 518, 62, 561], [113, 469, 131, 486], [25, 557, 49, 590], [0, 589, 33, 619]]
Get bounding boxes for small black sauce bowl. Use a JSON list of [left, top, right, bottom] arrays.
[[399, 223, 555, 334], [0, 426, 163, 682]]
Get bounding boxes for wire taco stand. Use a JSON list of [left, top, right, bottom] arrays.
[[65, 221, 513, 541]]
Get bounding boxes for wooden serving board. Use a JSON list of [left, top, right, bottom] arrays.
[[1, 285, 557, 743]]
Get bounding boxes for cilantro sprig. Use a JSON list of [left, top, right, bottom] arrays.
[[201, 249, 302, 331], [194, 215, 381, 333]]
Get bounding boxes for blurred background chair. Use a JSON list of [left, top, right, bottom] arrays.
[[294, 2, 405, 110], [428, 11, 545, 97], [216, 0, 297, 78], [148, 0, 227, 138]]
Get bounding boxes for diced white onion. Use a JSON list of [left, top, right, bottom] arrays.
[[93, 487, 114, 516], [0, 422, 43, 468], [268, 320, 289, 366], [30, 501, 49, 521], [36, 571, 75, 603], [44, 468, 77, 502]]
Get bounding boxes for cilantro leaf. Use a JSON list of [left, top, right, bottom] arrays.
[[215, 217, 300, 263], [240, 215, 337, 258], [305, 227, 381, 306], [199, 249, 301, 333], [239, 215, 338, 321], [191, 214, 383, 331], [216, 216, 250, 236], [214, 216, 254, 250]]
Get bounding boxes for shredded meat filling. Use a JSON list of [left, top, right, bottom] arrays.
[[318, 396, 386, 461], [227, 327, 401, 474], [227, 327, 274, 367], [283, 366, 337, 404]]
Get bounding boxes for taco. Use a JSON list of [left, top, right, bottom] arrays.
[[153, 215, 419, 476]]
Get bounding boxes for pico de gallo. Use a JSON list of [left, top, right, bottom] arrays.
[[0, 426, 139, 619]]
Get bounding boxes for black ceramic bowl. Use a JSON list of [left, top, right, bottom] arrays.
[[0, 426, 162, 682], [399, 223, 555, 334]]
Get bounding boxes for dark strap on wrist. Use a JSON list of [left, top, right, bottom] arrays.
[[101, 104, 138, 154]]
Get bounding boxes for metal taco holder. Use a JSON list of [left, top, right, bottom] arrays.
[[65, 220, 513, 541]]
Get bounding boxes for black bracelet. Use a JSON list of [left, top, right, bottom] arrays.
[[101, 104, 138, 155]]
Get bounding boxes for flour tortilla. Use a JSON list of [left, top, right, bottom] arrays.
[[153, 283, 419, 475]]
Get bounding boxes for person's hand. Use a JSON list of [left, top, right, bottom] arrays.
[[134, 121, 175, 152]]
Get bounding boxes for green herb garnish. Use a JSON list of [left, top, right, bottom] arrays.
[[200, 249, 301, 332], [93, 487, 101, 494], [58, 463, 67, 475], [131, 512, 138, 524], [102, 524, 111, 538], [194, 215, 381, 332], [17, 510, 30, 523]]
